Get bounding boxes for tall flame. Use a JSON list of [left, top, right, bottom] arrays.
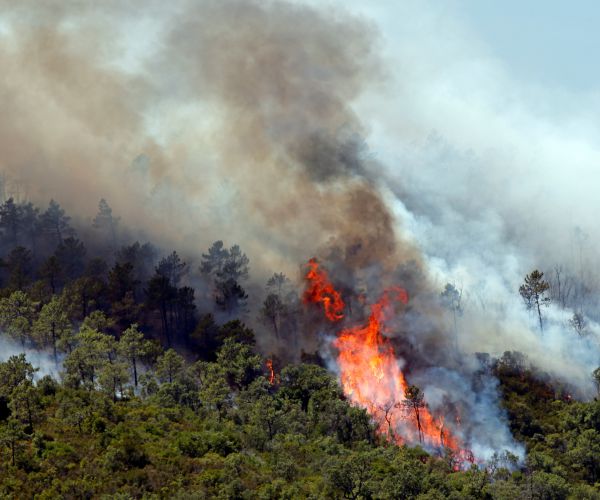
[[334, 287, 460, 450], [304, 259, 471, 459], [303, 258, 345, 321]]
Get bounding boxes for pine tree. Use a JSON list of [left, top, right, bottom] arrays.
[[92, 199, 119, 247], [519, 270, 551, 332]]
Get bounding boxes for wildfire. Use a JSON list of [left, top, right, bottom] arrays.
[[304, 259, 471, 459], [303, 258, 345, 321], [266, 359, 275, 385]]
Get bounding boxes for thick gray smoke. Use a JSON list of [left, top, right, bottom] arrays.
[[1, 0, 597, 461]]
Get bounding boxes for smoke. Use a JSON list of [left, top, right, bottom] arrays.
[[0, 337, 61, 379], [349, 1, 600, 397], [1, 0, 599, 460]]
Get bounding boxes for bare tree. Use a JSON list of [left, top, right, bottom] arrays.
[[549, 265, 574, 308], [377, 400, 399, 439], [569, 311, 587, 337]]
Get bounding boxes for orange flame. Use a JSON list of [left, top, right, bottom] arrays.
[[266, 359, 275, 385], [304, 259, 471, 459], [303, 258, 345, 321]]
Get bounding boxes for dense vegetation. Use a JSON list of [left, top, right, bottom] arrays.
[[1, 197, 600, 499]]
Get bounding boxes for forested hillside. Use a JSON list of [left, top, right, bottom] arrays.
[[0, 197, 599, 499], [3, 0, 600, 497]]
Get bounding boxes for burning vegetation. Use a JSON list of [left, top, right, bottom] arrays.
[[304, 259, 474, 465], [2, 0, 600, 496]]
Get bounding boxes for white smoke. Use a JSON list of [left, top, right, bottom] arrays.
[[353, 0, 600, 396], [0, 336, 61, 379]]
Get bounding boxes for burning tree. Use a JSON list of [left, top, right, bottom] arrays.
[[303, 258, 345, 321], [519, 270, 550, 332], [304, 259, 470, 458]]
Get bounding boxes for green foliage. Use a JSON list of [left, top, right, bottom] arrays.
[[1, 201, 600, 498], [0, 354, 37, 397], [0, 290, 36, 347], [33, 295, 71, 363], [0, 344, 597, 498]]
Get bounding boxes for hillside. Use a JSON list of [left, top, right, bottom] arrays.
[[0, 198, 598, 499]]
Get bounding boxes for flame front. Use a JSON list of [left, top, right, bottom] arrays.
[[304, 259, 469, 458], [335, 287, 460, 450]]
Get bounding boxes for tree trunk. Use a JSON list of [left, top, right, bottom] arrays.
[[51, 326, 58, 367], [536, 299, 543, 333], [414, 407, 423, 443], [132, 356, 138, 387], [160, 302, 170, 347]]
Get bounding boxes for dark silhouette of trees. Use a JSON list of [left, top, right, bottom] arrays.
[[108, 263, 139, 303], [18, 202, 40, 253], [116, 242, 156, 292], [0, 198, 20, 246], [39, 200, 75, 246], [176, 286, 196, 336], [156, 251, 189, 287], [146, 274, 177, 346], [215, 278, 248, 317], [55, 237, 87, 281], [107, 262, 141, 329], [261, 294, 285, 338], [92, 198, 120, 247], [146, 252, 196, 347], [259, 272, 299, 340], [4, 247, 33, 291], [201, 241, 249, 317], [39, 256, 62, 295]]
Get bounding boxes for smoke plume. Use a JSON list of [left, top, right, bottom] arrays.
[[1, 0, 598, 461]]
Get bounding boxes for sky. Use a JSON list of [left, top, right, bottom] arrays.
[[455, 0, 600, 92], [348, 0, 600, 93]]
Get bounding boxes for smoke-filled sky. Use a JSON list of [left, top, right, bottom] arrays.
[[2, 0, 600, 397]]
